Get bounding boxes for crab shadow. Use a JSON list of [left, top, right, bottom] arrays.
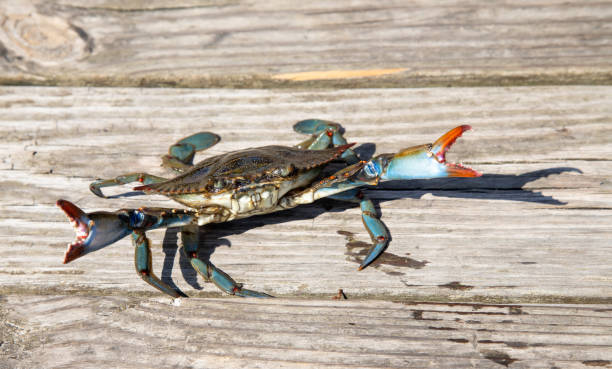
[[157, 162, 582, 294]]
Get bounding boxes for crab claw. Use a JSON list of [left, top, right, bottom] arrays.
[[57, 199, 131, 263], [377, 125, 481, 181]]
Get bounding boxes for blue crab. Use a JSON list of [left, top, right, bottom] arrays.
[[57, 120, 480, 298]]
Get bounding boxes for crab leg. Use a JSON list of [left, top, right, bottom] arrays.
[[181, 225, 272, 298], [90, 132, 220, 197], [133, 230, 181, 298], [90, 173, 167, 198], [328, 190, 390, 270], [294, 119, 360, 164], [162, 131, 220, 171]]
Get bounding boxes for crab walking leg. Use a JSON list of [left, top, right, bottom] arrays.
[[90, 173, 168, 198], [293, 119, 359, 164], [133, 230, 181, 298], [91, 132, 219, 197], [181, 225, 272, 298], [161, 132, 220, 171], [328, 190, 390, 270]]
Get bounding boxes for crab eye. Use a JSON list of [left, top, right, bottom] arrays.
[[363, 161, 379, 178]]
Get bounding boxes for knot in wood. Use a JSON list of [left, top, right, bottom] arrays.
[[0, 10, 93, 66]]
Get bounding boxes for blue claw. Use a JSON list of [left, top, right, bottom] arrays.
[[378, 125, 481, 181], [57, 199, 131, 264], [90, 173, 167, 198], [58, 200, 194, 264]]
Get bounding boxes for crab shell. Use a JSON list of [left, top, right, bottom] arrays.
[[134, 144, 355, 219]]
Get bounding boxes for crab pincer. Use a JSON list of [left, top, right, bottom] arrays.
[[377, 125, 481, 181], [57, 199, 131, 263]]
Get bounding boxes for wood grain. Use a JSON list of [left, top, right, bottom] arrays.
[[1, 3, 610, 366], [1, 1, 611, 88], [1, 295, 611, 368], [1, 85, 611, 304]]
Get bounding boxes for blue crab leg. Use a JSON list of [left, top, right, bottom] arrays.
[[294, 119, 342, 135], [181, 225, 272, 298], [294, 119, 359, 164], [90, 132, 219, 197], [90, 173, 167, 198], [133, 230, 181, 298], [162, 132, 220, 171], [328, 190, 390, 270]]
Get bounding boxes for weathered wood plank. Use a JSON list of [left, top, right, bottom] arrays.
[[2, 295, 611, 368], [1, 1, 611, 88], [1, 85, 611, 304]]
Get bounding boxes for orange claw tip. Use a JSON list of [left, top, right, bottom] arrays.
[[56, 200, 90, 231], [429, 125, 480, 178], [445, 163, 482, 178], [56, 199, 85, 217], [63, 243, 84, 264], [431, 125, 472, 160], [57, 199, 90, 264]]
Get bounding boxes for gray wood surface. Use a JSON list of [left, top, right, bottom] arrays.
[[1, 0, 611, 88], [1, 1, 612, 366], [2, 295, 612, 369], [1, 85, 610, 302], [1, 85, 611, 368]]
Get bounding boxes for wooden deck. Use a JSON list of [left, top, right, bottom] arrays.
[[1, 1, 611, 368]]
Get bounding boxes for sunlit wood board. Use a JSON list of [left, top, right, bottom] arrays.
[[0, 1, 611, 87]]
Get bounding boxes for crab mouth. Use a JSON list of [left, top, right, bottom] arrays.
[[430, 125, 481, 177], [57, 199, 95, 264]]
